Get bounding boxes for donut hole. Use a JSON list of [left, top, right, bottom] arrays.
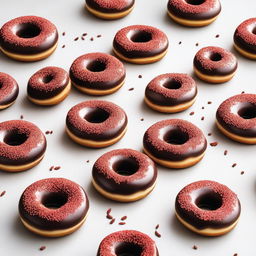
[[115, 242, 143, 256], [4, 130, 28, 146], [84, 108, 110, 123], [163, 79, 182, 90], [163, 129, 189, 145], [185, 0, 205, 5], [238, 104, 256, 119], [16, 23, 41, 38], [86, 60, 106, 72], [209, 52, 222, 62], [195, 191, 222, 211], [42, 192, 68, 209], [0, 82, 3, 89], [113, 157, 139, 176], [42, 74, 54, 84], [252, 27, 256, 35], [130, 31, 152, 43]]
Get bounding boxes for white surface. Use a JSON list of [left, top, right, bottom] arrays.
[[0, 0, 255, 255]]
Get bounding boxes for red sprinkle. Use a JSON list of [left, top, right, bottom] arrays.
[[224, 150, 228, 156], [179, 41, 182, 45], [121, 216, 127, 221], [208, 133, 212, 136], [62, 32, 66, 36], [208, 101, 212, 104], [97, 34, 102, 38], [189, 111, 195, 116], [62, 45, 65, 48], [155, 224, 159, 229], [106, 208, 111, 214], [119, 222, 126, 225], [192, 245, 198, 250], [232, 163, 237, 168], [233, 254, 238, 256], [90, 37, 94, 41], [109, 218, 115, 224], [82, 33, 87, 36], [128, 88, 134, 91], [20, 115, 24, 119], [155, 231, 161, 238], [215, 34, 220, 38], [49, 166, 54, 171], [86, 160, 90, 163], [202, 106, 205, 109], [45, 131, 50, 135], [241, 171, 245, 175], [0, 191, 6, 197], [39, 246, 46, 251], [201, 116, 205, 121], [210, 142, 218, 147], [138, 75, 142, 78], [50, 131, 53, 134], [106, 214, 113, 219], [241, 91, 245, 94], [195, 43, 199, 46], [54, 166, 61, 170], [74, 37, 79, 41], [140, 118, 144, 121], [81, 36, 85, 40]]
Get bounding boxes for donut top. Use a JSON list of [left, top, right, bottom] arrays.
[[0, 72, 19, 106], [145, 73, 197, 106], [69, 53, 125, 90], [27, 66, 70, 99], [97, 230, 157, 256], [216, 94, 256, 137], [194, 46, 238, 76], [0, 120, 46, 165], [86, 0, 135, 13], [234, 18, 256, 53], [168, 0, 221, 20], [0, 16, 58, 54], [113, 25, 169, 58]]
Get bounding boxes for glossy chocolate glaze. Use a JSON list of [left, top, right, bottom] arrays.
[[0, 72, 19, 106], [86, 0, 135, 13], [0, 16, 58, 55], [19, 178, 89, 230], [167, 0, 221, 21], [143, 119, 207, 161], [66, 100, 127, 141], [175, 180, 241, 230], [0, 120, 46, 166], [93, 149, 157, 195], [69, 53, 125, 90], [216, 94, 256, 137], [194, 46, 238, 76], [145, 73, 197, 106], [27, 66, 69, 100]]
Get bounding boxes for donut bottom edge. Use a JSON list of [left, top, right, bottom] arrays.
[[234, 43, 256, 60], [0, 100, 16, 110]]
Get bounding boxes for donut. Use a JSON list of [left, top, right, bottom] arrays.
[[66, 100, 127, 148], [167, 0, 221, 27], [27, 66, 71, 106], [113, 25, 169, 64], [0, 120, 46, 172], [85, 0, 135, 20], [92, 149, 157, 202], [216, 94, 256, 144], [19, 178, 89, 237], [0, 16, 58, 62], [144, 73, 197, 113], [97, 230, 159, 256], [0, 72, 19, 110], [143, 119, 207, 169], [233, 18, 256, 60], [193, 46, 238, 83], [69, 53, 125, 96], [175, 180, 241, 236]]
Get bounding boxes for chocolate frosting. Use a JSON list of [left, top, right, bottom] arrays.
[[0, 72, 19, 106], [0, 16, 58, 55], [143, 119, 207, 161], [93, 149, 157, 195], [175, 180, 241, 230], [19, 178, 89, 230], [145, 73, 197, 106], [167, 0, 221, 21], [194, 46, 238, 76], [66, 100, 127, 141], [216, 94, 256, 137]]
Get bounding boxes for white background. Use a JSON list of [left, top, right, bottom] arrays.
[[0, 0, 255, 255]]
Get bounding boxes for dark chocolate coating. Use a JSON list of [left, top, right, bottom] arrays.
[[216, 94, 256, 138], [167, 0, 221, 21], [92, 149, 157, 195], [27, 66, 69, 100], [175, 180, 241, 230], [145, 73, 197, 106], [143, 119, 207, 161], [0, 16, 58, 55], [0, 72, 19, 106], [19, 178, 89, 231], [66, 100, 127, 141], [194, 46, 238, 76], [86, 0, 135, 13]]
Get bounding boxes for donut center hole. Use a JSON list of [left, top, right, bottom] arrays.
[[195, 191, 222, 211], [130, 31, 152, 43], [185, 0, 205, 5], [209, 52, 222, 62], [163, 79, 182, 90], [42, 192, 68, 209], [164, 129, 189, 145], [113, 158, 139, 176], [16, 23, 41, 38], [252, 27, 256, 35], [42, 74, 54, 84], [0, 82, 2, 89], [86, 60, 106, 72], [84, 108, 110, 123], [4, 131, 28, 146], [238, 104, 256, 119], [115, 242, 143, 256]]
